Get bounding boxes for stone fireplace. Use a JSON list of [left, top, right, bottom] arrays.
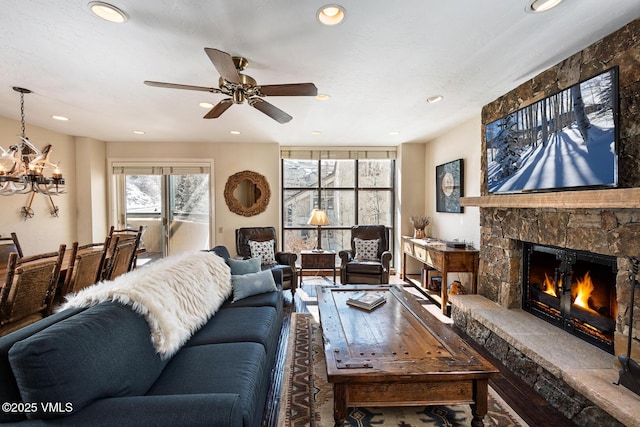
[[478, 207, 639, 360], [452, 18, 640, 425]]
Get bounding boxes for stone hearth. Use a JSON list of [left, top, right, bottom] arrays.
[[451, 295, 637, 427]]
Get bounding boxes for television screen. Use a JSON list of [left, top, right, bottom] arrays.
[[486, 67, 618, 194]]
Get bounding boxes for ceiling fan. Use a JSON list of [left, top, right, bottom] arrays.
[[144, 48, 318, 124]]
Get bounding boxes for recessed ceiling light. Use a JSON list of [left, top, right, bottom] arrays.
[[199, 102, 214, 109], [315, 94, 330, 101], [88, 2, 128, 23], [317, 4, 346, 26], [426, 95, 444, 104], [132, 130, 145, 135], [388, 131, 400, 136], [525, 0, 563, 13], [51, 115, 69, 121], [311, 131, 322, 135], [230, 130, 241, 135]]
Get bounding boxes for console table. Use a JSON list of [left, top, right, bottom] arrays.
[[402, 236, 479, 314]]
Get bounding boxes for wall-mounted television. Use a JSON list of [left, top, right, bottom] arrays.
[[486, 67, 619, 194]]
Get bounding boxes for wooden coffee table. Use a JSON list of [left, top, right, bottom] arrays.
[[317, 284, 499, 427]]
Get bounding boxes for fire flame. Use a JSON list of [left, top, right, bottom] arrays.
[[572, 271, 595, 313], [542, 273, 558, 297]]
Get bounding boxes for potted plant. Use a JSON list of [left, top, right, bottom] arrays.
[[410, 215, 430, 239]]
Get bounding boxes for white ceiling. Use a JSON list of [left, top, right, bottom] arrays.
[[0, 1, 639, 146]]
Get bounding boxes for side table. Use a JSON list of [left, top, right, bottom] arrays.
[[300, 250, 336, 285]]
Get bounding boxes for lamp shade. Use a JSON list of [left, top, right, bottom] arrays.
[[308, 209, 329, 226]]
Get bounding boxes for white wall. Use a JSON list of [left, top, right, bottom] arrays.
[[396, 143, 427, 266], [106, 141, 281, 252], [425, 115, 482, 248], [75, 137, 107, 243]]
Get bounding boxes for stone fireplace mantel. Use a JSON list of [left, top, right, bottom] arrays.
[[461, 187, 640, 209]]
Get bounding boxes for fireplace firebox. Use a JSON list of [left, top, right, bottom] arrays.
[[522, 242, 617, 354]]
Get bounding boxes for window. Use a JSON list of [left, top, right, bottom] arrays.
[[112, 162, 212, 258], [281, 154, 395, 265]]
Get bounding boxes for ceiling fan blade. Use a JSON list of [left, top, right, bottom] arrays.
[[249, 98, 292, 124], [144, 80, 220, 93], [204, 48, 241, 84], [258, 83, 318, 96], [204, 99, 233, 119]]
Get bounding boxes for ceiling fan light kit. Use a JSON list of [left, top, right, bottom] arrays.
[[144, 47, 318, 124]]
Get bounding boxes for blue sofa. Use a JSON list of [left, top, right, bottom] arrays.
[[0, 248, 283, 427]]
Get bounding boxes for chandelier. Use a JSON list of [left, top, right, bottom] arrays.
[[0, 87, 65, 218]]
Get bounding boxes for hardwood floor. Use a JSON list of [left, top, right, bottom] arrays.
[[262, 278, 577, 426]]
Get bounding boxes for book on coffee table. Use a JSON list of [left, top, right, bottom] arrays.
[[346, 291, 386, 311]]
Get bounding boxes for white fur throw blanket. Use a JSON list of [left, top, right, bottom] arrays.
[[60, 251, 232, 359]]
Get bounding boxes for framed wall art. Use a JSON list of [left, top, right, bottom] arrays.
[[436, 158, 464, 213]]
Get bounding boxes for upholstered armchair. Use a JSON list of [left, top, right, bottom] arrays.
[[339, 225, 392, 284], [235, 227, 298, 293]]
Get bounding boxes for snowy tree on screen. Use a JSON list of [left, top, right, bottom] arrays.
[[491, 114, 521, 181], [572, 84, 590, 142]]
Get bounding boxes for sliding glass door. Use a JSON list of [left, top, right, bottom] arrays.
[[113, 164, 212, 259]]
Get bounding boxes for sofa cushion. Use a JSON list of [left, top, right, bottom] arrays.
[[147, 342, 268, 427], [221, 285, 283, 314], [8, 302, 168, 419], [231, 270, 277, 302], [185, 306, 279, 359], [61, 250, 232, 358], [0, 307, 87, 423], [227, 257, 261, 275]]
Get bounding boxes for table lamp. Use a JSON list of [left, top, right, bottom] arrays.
[[308, 209, 329, 251]]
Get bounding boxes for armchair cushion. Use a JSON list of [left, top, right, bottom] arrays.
[[231, 270, 277, 302], [248, 240, 276, 265], [354, 238, 380, 261], [345, 260, 385, 275]]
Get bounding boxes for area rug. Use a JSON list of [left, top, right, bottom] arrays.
[[278, 312, 528, 427]]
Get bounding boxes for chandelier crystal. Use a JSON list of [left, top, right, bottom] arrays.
[[0, 87, 65, 218]]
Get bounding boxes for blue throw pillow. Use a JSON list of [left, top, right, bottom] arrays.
[[227, 257, 261, 275], [231, 270, 277, 302]]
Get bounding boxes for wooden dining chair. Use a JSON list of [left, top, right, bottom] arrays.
[[103, 237, 138, 280], [61, 238, 109, 296], [107, 225, 144, 270], [0, 244, 66, 336], [0, 232, 23, 268]]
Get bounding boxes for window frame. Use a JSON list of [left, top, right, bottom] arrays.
[[281, 158, 395, 265]]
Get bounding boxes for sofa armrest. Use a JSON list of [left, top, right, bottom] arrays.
[[49, 394, 243, 427], [270, 268, 284, 286]]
